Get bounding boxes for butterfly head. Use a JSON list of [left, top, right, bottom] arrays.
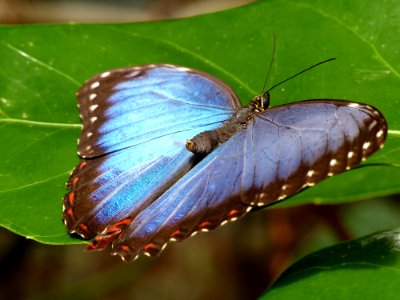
[[250, 91, 270, 112]]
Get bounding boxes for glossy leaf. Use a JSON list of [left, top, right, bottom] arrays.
[[263, 228, 400, 299], [0, 0, 399, 246]]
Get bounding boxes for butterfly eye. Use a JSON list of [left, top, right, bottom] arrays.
[[262, 92, 271, 108]]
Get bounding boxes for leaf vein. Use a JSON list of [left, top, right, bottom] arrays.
[[0, 171, 71, 194], [1, 42, 81, 86]]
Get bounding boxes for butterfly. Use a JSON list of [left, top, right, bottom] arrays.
[[63, 63, 387, 262]]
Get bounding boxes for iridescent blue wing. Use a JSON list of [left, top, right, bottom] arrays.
[[63, 65, 241, 239], [109, 100, 386, 261], [76, 64, 240, 158]]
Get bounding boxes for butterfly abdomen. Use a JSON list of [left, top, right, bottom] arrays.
[[186, 107, 251, 155]]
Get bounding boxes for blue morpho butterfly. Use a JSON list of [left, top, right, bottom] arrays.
[[63, 59, 387, 262]]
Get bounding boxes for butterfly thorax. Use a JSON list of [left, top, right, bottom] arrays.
[[185, 93, 269, 155]]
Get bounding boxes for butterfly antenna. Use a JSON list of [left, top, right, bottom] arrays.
[[260, 34, 276, 95], [265, 57, 336, 94]]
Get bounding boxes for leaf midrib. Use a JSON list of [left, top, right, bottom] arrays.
[[0, 118, 81, 128]]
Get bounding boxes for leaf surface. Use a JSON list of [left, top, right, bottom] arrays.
[[264, 228, 400, 299], [0, 0, 399, 244]]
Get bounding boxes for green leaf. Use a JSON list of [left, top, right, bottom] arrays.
[[0, 0, 399, 246], [263, 228, 400, 299]]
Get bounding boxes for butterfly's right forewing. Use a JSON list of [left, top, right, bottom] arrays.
[[239, 100, 387, 204]]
